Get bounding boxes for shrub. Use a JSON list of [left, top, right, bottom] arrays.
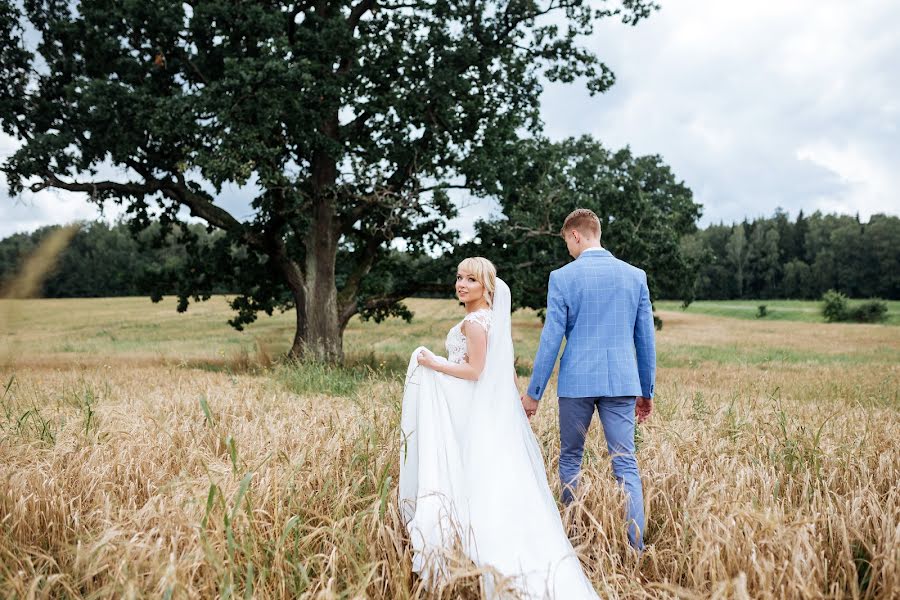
[[847, 300, 888, 323], [822, 291, 889, 323], [756, 305, 768, 318], [822, 290, 848, 322]]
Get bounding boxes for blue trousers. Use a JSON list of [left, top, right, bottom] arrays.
[[559, 395, 645, 550]]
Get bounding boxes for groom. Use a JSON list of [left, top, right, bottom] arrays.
[[521, 208, 656, 551]]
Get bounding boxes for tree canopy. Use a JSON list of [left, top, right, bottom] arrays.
[[461, 136, 701, 315], [1, 0, 657, 360]]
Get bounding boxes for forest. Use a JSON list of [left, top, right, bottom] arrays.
[[683, 210, 899, 301], [2, 209, 898, 302]]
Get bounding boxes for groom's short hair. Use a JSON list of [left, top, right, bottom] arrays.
[[561, 208, 601, 240]]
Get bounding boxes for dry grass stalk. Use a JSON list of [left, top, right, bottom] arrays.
[[1, 224, 80, 370], [0, 225, 80, 300]]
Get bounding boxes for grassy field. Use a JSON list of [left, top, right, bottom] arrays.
[[1, 296, 898, 599], [656, 299, 900, 325]]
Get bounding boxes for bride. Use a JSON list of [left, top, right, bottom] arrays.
[[399, 257, 599, 599]]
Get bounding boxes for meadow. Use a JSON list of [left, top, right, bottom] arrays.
[[655, 299, 900, 326], [1, 296, 898, 599]]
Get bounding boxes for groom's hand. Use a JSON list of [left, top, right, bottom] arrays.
[[520, 394, 539, 419], [636, 396, 653, 423]]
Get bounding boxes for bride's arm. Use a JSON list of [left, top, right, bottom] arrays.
[[418, 322, 487, 381]]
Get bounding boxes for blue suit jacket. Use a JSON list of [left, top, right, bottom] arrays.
[[526, 248, 656, 400]]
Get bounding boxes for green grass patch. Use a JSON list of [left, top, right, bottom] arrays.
[[275, 362, 370, 397], [657, 299, 900, 325], [658, 344, 900, 367]]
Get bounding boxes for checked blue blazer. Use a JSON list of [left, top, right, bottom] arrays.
[[526, 248, 656, 400]]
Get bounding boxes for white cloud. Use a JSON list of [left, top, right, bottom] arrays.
[[796, 140, 897, 217], [540, 0, 900, 225]]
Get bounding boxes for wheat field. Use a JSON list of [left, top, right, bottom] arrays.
[[0, 296, 898, 599]]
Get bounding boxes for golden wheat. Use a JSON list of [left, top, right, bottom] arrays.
[[0, 298, 897, 599]]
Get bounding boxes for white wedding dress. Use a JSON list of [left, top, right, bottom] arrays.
[[399, 279, 599, 599]]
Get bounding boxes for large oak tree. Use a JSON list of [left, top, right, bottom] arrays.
[[1, 0, 656, 360]]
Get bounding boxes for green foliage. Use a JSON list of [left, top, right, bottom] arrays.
[[688, 211, 900, 301], [460, 136, 701, 312], [822, 289, 849, 322], [852, 541, 874, 595], [725, 225, 748, 298], [275, 361, 373, 398], [846, 300, 888, 324], [756, 305, 768, 318], [0, 220, 224, 298], [657, 299, 900, 326], [821, 291, 888, 323]]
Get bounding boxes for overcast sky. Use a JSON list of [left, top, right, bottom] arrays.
[[2, 0, 898, 239]]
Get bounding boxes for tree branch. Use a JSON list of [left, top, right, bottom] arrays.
[[337, 233, 382, 311], [505, 223, 560, 239], [174, 44, 210, 87], [417, 182, 470, 193], [29, 174, 162, 198], [340, 292, 401, 330], [340, 108, 372, 141], [347, 0, 376, 33], [163, 172, 250, 236], [498, 0, 564, 39]]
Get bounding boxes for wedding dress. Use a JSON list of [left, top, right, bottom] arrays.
[[399, 279, 599, 599]]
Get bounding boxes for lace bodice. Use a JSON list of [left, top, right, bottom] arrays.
[[445, 308, 493, 364]]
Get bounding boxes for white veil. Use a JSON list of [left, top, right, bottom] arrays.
[[468, 276, 534, 436], [465, 273, 543, 463], [483, 277, 515, 387]]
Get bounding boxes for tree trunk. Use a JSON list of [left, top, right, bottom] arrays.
[[281, 258, 343, 363], [288, 287, 342, 362], [289, 117, 343, 362], [292, 230, 342, 362], [284, 218, 342, 362]]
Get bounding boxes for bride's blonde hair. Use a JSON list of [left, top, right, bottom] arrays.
[[457, 257, 497, 307]]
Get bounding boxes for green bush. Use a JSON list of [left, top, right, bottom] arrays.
[[822, 290, 848, 322], [846, 300, 888, 323], [822, 291, 888, 323], [756, 305, 768, 318]]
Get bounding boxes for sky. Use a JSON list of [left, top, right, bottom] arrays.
[[2, 0, 898, 240]]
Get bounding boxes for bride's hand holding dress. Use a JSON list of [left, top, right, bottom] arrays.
[[416, 319, 489, 382]]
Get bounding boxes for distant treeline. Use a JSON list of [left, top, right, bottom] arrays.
[[0, 221, 229, 298], [683, 211, 899, 301], [1, 211, 899, 301]]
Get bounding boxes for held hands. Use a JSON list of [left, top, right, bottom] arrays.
[[636, 396, 653, 424], [520, 394, 539, 419]]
